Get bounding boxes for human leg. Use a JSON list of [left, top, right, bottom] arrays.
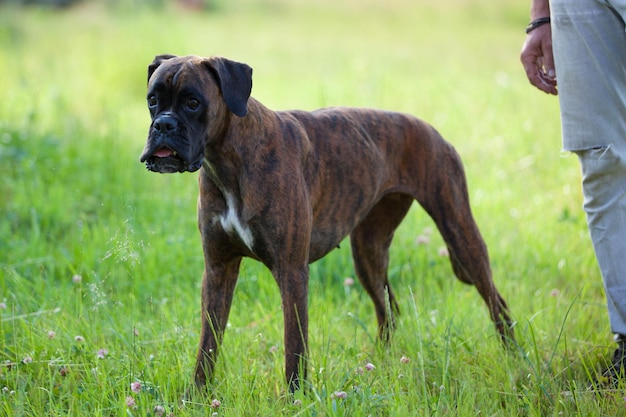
[[551, 0, 626, 382]]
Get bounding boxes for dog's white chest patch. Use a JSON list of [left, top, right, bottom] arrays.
[[219, 193, 254, 251]]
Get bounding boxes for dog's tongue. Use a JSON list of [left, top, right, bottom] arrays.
[[153, 147, 173, 158]]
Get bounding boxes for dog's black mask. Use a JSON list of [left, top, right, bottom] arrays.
[[140, 56, 208, 173]]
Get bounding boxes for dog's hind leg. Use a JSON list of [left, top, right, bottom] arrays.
[[350, 193, 414, 340], [412, 143, 513, 343]]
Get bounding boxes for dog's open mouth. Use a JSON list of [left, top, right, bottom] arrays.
[[153, 147, 178, 158], [145, 146, 183, 173], [143, 146, 202, 173]]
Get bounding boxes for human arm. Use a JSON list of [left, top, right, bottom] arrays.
[[520, 0, 557, 95]]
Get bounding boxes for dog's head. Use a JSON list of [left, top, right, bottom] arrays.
[[140, 55, 253, 173]]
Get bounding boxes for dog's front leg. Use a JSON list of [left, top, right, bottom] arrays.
[[192, 258, 242, 392], [274, 265, 309, 392]]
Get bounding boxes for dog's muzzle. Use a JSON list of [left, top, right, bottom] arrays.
[[140, 114, 203, 173]]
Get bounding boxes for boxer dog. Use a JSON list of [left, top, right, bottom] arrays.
[[140, 54, 513, 394]]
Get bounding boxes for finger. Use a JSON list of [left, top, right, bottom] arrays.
[[541, 37, 556, 82], [522, 62, 557, 95], [520, 54, 549, 93], [538, 71, 558, 95], [520, 41, 542, 88]]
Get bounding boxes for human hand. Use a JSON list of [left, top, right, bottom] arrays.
[[520, 25, 557, 95]]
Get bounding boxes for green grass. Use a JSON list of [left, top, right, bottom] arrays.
[[0, 0, 622, 415]]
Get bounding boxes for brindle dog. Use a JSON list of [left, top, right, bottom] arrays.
[[140, 54, 513, 394]]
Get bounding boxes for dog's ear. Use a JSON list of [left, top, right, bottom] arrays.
[[205, 57, 253, 117], [148, 54, 177, 84]]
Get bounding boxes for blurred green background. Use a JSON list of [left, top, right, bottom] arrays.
[[2, 1, 618, 415]]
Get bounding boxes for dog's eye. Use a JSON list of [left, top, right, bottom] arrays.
[[148, 95, 157, 108], [186, 98, 200, 111]]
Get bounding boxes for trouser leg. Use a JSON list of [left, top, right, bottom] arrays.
[[576, 147, 626, 336], [551, 0, 626, 335]]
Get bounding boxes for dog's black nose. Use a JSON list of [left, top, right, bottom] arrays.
[[153, 115, 178, 133]]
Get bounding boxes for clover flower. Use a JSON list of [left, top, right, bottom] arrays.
[[415, 235, 430, 245], [332, 391, 347, 399], [126, 396, 136, 408]]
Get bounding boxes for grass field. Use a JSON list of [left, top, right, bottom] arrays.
[[1, 0, 623, 415]]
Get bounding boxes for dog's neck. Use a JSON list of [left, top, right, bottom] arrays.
[[201, 97, 276, 192]]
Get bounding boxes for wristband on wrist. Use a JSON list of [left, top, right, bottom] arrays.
[[525, 17, 551, 34]]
